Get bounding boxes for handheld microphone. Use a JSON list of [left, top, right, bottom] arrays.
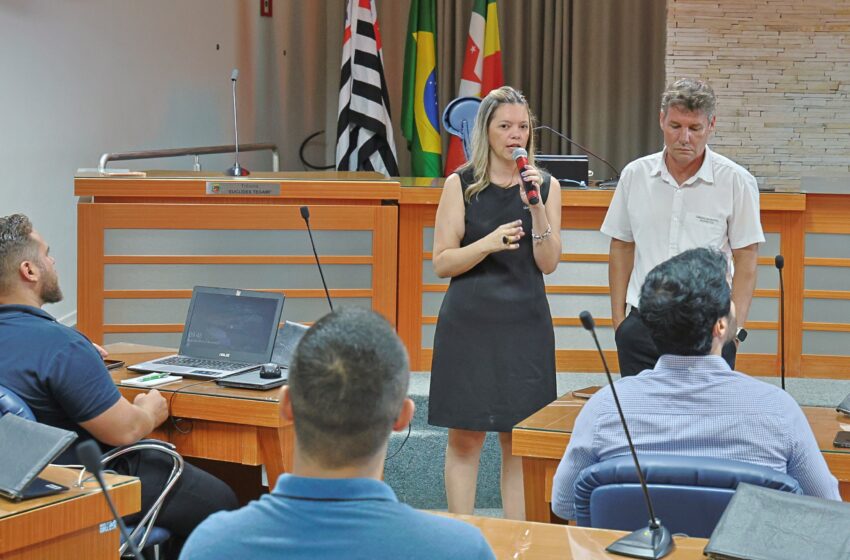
[[77, 440, 146, 560], [224, 68, 249, 176], [534, 125, 621, 186], [775, 255, 786, 391], [579, 311, 674, 559], [511, 148, 540, 205], [300, 206, 333, 312]]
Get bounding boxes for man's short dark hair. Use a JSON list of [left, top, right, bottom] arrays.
[[288, 307, 410, 468], [0, 214, 36, 293], [639, 248, 731, 356]]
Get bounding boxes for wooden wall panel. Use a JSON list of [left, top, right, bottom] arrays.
[[399, 189, 820, 378], [800, 195, 850, 378], [77, 204, 105, 342], [77, 177, 400, 344], [372, 206, 399, 324]]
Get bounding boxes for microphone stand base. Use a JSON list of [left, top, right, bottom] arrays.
[[605, 524, 674, 559], [224, 164, 250, 176]]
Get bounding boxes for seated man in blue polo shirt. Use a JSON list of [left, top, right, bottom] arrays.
[[0, 214, 237, 556], [550, 247, 840, 521], [180, 308, 495, 560]]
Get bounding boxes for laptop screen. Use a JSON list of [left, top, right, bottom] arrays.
[[179, 287, 284, 364], [0, 414, 76, 500], [536, 154, 589, 186]]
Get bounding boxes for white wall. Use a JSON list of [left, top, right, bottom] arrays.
[[0, 1, 284, 322]]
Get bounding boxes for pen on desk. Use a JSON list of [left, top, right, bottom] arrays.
[[138, 373, 170, 382]]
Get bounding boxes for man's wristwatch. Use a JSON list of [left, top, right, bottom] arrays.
[[736, 327, 748, 343]]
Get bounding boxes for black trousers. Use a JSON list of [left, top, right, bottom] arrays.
[[615, 309, 736, 377], [111, 449, 238, 556]]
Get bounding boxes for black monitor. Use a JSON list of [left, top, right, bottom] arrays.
[[535, 154, 590, 188]]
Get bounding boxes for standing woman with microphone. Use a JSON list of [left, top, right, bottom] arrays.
[[429, 86, 561, 519]]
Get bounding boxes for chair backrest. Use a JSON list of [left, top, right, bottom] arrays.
[[0, 383, 35, 420], [574, 454, 803, 538], [442, 97, 481, 160], [99, 440, 184, 555]]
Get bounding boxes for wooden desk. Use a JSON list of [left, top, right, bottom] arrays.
[[512, 393, 850, 523], [107, 344, 292, 489], [441, 513, 708, 559], [0, 466, 140, 560]]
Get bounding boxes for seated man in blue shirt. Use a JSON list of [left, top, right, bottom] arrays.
[[551, 247, 840, 521], [0, 214, 237, 556], [180, 308, 495, 560]]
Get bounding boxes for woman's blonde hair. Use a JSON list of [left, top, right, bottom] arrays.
[[458, 86, 537, 202]]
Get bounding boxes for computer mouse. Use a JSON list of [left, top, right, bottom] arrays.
[[259, 363, 282, 379]]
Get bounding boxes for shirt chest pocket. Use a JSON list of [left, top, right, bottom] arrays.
[[681, 212, 726, 250]]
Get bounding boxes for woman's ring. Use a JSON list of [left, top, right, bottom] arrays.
[[502, 235, 509, 245]]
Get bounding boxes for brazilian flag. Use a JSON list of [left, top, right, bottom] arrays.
[[402, 0, 442, 177]]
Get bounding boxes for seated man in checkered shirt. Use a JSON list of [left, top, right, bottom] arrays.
[[550, 248, 840, 521]]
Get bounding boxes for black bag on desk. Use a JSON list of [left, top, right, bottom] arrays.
[[704, 483, 850, 560], [0, 414, 77, 501]]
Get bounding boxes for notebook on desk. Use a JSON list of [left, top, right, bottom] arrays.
[[128, 286, 284, 380], [0, 414, 77, 501], [704, 483, 850, 559]]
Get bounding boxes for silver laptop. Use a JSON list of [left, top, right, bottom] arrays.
[[270, 320, 310, 369], [217, 321, 310, 390], [128, 286, 284, 379], [0, 414, 77, 501]]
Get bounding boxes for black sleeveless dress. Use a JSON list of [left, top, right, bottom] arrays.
[[428, 169, 557, 432]]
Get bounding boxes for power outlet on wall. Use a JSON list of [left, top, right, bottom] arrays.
[[260, 0, 272, 18]]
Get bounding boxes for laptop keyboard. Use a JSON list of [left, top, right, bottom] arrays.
[[155, 356, 247, 371]]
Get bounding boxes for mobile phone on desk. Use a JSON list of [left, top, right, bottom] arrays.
[[834, 431, 850, 449], [104, 359, 125, 370]]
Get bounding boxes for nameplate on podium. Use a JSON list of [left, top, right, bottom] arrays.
[[205, 181, 281, 196]]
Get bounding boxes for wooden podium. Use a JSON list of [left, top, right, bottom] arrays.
[[76, 172, 850, 379], [397, 182, 816, 375], [75, 171, 400, 346]]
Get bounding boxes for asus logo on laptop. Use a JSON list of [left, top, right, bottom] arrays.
[[219, 352, 231, 358]]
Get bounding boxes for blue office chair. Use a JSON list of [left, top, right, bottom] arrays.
[[0, 383, 35, 420], [442, 96, 481, 161], [573, 454, 803, 538], [0, 383, 181, 559]]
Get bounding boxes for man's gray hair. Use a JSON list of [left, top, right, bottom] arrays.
[[661, 78, 716, 120]]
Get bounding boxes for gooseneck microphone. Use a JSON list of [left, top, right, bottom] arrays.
[[579, 311, 674, 559], [776, 255, 786, 391], [224, 68, 249, 176], [77, 440, 146, 560], [511, 148, 540, 205], [534, 125, 621, 186], [300, 206, 333, 312]]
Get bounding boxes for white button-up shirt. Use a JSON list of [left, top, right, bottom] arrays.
[[601, 146, 765, 308]]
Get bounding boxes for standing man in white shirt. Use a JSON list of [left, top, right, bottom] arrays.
[[601, 78, 764, 376]]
